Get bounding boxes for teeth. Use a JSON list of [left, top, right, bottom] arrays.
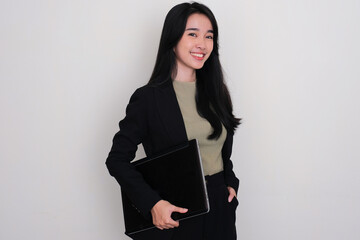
[[191, 53, 204, 57]]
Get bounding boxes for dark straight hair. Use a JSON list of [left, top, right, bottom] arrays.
[[148, 2, 240, 139]]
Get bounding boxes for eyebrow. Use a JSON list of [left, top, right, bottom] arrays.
[[185, 28, 214, 33]]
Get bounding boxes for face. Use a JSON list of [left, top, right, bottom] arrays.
[[173, 13, 214, 73]]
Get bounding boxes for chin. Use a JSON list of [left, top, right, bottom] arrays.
[[193, 64, 205, 69]]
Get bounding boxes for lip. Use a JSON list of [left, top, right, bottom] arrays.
[[190, 52, 206, 61]]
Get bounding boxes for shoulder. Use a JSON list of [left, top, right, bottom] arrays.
[[129, 84, 155, 101], [131, 81, 172, 100]]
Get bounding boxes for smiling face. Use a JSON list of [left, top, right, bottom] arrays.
[[173, 13, 214, 76]]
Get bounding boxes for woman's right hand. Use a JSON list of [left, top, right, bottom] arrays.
[[150, 200, 188, 230]]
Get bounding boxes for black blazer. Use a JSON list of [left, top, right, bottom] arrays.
[[106, 80, 239, 219]]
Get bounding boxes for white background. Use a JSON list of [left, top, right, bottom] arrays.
[[1, 0, 359, 239]]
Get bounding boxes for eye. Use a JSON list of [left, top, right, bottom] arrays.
[[206, 35, 213, 39], [188, 33, 197, 37]]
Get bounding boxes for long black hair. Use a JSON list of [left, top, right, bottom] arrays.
[[148, 2, 240, 139]]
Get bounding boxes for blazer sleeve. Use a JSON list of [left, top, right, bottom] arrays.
[[222, 133, 240, 194], [106, 87, 161, 218]]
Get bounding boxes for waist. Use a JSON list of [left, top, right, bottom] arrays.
[[205, 171, 225, 188]]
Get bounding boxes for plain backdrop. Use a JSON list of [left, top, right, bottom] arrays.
[[1, 0, 359, 239]]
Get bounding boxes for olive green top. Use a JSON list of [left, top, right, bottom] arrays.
[[172, 80, 226, 176]]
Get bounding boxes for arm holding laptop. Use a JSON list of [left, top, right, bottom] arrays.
[[106, 87, 189, 230]]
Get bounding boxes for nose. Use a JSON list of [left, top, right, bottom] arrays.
[[195, 37, 206, 50]]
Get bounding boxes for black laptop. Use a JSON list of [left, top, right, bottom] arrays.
[[121, 139, 209, 236]]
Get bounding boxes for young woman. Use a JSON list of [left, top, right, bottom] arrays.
[[106, 2, 241, 240]]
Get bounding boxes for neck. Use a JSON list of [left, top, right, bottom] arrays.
[[172, 64, 196, 82]]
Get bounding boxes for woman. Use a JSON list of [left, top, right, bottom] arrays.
[[106, 2, 241, 240]]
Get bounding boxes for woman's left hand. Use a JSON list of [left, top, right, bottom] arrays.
[[227, 186, 237, 203]]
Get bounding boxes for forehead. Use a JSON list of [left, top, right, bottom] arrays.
[[186, 13, 213, 30]]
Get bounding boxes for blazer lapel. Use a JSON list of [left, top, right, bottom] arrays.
[[154, 81, 188, 146]]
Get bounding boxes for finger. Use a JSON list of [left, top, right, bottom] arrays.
[[164, 223, 176, 229], [228, 194, 234, 203], [159, 221, 177, 230], [167, 218, 180, 227], [156, 225, 164, 230], [228, 186, 236, 195], [160, 223, 173, 230], [173, 206, 188, 213]]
